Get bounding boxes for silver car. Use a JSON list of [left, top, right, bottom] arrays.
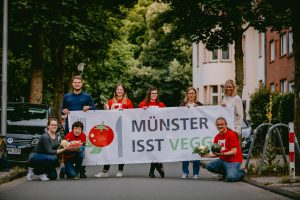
[[241, 119, 254, 158]]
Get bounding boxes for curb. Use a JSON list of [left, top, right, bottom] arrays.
[[0, 170, 27, 185], [244, 177, 300, 200]]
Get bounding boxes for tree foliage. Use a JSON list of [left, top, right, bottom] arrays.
[[87, 0, 192, 107]]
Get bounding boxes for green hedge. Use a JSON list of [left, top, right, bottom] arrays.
[[248, 87, 294, 156], [249, 87, 294, 128]]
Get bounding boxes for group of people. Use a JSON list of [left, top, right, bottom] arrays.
[[26, 75, 246, 182]]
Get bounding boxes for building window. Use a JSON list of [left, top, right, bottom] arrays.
[[288, 81, 294, 92], [211, 50, 218, 61], [280, 33, 287, 56], [280, 79, 287, 93], [221, 46, 230, 60], [211, 85, 218, 105], [270, 40, 275, 61], [288, 31, 293, 54], [270, 83, 275, 92]]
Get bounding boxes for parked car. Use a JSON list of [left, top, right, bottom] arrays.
[[241, 119, 254, 158], [2, 102, 58, 164]]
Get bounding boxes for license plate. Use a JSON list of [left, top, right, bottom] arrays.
[[7, 148, 21, 155]]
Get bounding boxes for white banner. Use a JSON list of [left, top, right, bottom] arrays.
[[68, 106, 234, 165]]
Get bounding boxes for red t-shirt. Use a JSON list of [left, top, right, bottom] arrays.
[[108, 98, 133, 110], [213, 128, 243, 163], [63, 131, 86, 160], [64, 131, 86, 144], [138, 100, 165, 108]]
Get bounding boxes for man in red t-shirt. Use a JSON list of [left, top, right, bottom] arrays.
[[202, 117, 245, 182], [60, 121, 86, 179]]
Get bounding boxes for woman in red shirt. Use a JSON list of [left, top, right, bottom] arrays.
[[138, 86, 165, 178], [94, 83, 133, 178]]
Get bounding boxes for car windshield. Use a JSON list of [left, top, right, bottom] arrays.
[[4, 105, 49, 134]]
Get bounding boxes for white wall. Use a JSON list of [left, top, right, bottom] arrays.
[[192, 28, 265, 119]]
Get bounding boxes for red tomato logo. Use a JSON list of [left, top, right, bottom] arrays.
[[88, 123, 114, 147]]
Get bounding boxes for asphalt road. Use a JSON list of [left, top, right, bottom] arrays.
[[0, 162, 293, 200]]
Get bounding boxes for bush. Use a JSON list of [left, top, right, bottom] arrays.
[[249, 87, 272, 129], [249, 87, 294, 156]]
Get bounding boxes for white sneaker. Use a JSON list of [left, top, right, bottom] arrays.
[[193, 175, 199, 179], [116, 171, 123, 177], [94, 171, 109, 178], [26, 167, 35, 181], [38, 174, 49, 181], [181, 173, 188, 179], [212, 174, 224, 180]]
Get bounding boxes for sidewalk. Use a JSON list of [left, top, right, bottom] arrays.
[[245, 175, 300, 199], [0, 168, 26, 185]]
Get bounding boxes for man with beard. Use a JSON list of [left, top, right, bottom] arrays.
[[201, 117, 246, 182], [60, 75, 96, 178]]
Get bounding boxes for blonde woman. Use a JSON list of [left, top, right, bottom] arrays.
[[180, 87, 203, 179], [221, 79, 243, 135]]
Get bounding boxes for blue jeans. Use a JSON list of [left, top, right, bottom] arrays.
[[182, 160, 200, 176], [28, 153, 58, 180], [206, 159, 244, 182], [64, 151, 84, 178]]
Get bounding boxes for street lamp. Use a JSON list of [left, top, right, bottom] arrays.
[[77, 63, 85, 75]]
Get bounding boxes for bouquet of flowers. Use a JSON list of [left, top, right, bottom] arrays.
[[192, 145, 210, 155]]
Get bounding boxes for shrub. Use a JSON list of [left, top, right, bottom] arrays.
[[249, 88, 294, 156]]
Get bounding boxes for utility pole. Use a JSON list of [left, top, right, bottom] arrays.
[[1, 0, 8, 137]]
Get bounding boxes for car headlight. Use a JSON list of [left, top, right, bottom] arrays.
[[31, 138, 40, 145]]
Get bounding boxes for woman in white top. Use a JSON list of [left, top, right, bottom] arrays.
[[221, 79, 244, 135]]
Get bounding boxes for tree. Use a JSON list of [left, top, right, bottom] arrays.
[[87, 0, 193, 106], [5, 0, 137, 116], [159, 0, 253, 97], [125, 0, 192, 106]]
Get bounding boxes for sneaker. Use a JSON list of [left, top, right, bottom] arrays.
[[80, 166, 87, 178], [73, 174, 80, 180], [211, 174, 224, 180], [239, 168, 247, 181], [80, 172, 87, 178], [149, 171, 155, 178], [181, 173, 188, 179], [59, 168, 65, 179], [116, 171, 123, 177], [94, 171, 109, 178], [193, 175, 199, 179], [27, 167, 35, 181], [156, 164, 165, 178], [38, 174, 50, 181]]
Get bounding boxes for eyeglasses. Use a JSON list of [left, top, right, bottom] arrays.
[[50, 124, 58, 126]]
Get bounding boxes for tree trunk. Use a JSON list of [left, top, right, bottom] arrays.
[[234, 29, 244, 98], [292, 3, 300, 175], [29, 30, 44, 104], [50, 46, 66, 120]]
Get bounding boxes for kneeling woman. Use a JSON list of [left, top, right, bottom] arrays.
[[27, 118, 67, 181]]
